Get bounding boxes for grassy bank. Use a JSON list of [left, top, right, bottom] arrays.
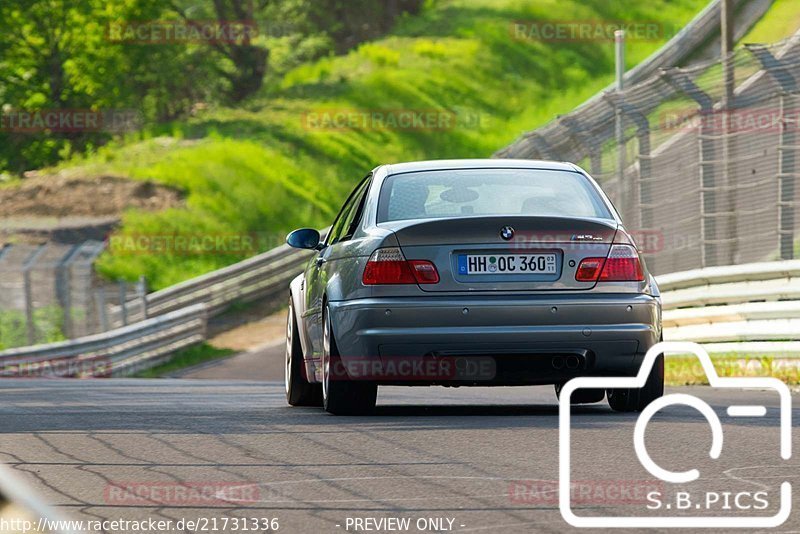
[[49, 0, 710, 289], [133, 343, 235, 378]]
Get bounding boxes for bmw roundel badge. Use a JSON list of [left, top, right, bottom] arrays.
[[500, 226, 515, 241]]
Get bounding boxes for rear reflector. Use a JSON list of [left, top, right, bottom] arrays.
[[575, 257, 605, 281], [576, 245, 644, 282], [409, 260, 440, 284], [362, 248, 439, 285]]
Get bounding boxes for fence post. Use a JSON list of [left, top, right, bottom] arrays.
[[746, 44, 799, 260], [95, 287, 109, 332], [719, 0, 737, 264], [561, 115, 603, 176], [519, 131, 554, 160], [661, 69, 717, 267], [54, 244, 82, 339], [22, 244, 48, 345], [604, 93, 651, 229], [615, 30, 628, 217]]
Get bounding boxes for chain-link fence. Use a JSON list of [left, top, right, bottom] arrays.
[[498, 32, 800, 276], [0, 241, 152, 348]]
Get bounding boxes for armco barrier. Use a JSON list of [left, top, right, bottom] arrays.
[[661, 260, 800, 354], [0, 231, 323, 376], [0, 304, 207, 377]]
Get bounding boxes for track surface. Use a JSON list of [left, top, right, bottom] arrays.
[[0, 379, 798, 533]]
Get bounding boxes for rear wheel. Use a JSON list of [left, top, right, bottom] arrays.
[[554, 383, 605, 404], [322, 305, 377, 415], [608, 353, 664, 413], [285, 298, 322, 407]]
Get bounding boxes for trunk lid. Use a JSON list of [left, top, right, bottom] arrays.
[[386, 216, 617, 292]]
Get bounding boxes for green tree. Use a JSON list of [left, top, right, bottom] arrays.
[[169, 0, 271, 103]]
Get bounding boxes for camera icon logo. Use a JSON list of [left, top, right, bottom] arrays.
[[559, 341, 792, 528]]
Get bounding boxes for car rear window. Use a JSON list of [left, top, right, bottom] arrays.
[[377, 168, 613, 223]]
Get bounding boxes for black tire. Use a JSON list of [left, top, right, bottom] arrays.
[[322, 306, 377, 415], [554, 383, 606, 404], [606, 385, 639, 412], [637, 353, 665, 411], [285, 297, 322, 407], [608, 353, 664, 413]]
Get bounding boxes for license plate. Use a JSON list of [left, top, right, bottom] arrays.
[[457, 253, 557, 275]]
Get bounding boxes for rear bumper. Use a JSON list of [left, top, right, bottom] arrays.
[[328, 293, 660, 385]]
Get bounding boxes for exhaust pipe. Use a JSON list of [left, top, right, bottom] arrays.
[[565, 355, 581, 370], [551, 356, 565, 370]]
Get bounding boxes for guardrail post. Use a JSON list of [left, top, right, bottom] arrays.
[[138, 275, 148, 320], [746, 44, 800, 260], [199, 304, 209, 339], [118, 280, 128, 326], [661, 69, 718, 267]]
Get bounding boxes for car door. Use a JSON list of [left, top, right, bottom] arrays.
[[304, 175, 372, 359]]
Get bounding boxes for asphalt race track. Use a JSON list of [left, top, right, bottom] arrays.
[[0, 378, 798, 533]]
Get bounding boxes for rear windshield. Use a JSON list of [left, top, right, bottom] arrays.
[[377, 168, 613, 223]]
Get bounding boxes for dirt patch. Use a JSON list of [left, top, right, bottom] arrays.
[[207, 309, 287, 352], [0, 174, 183, 218]]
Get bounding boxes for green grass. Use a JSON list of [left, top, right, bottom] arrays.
[[741, 0, 800, 45], [133, 343, 235, 378], [666, 355, 800, 385], [0, 307, 65, 350], [49, 0, 711, 288]]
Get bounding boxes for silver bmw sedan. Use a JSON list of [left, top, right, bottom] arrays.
[[285, 159, 662, 415]]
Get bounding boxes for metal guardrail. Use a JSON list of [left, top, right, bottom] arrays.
[[145, 243, 314, 318], [0, 231, 322, 376], [0, 304, 207, 377], [661, 260, 800, 354]]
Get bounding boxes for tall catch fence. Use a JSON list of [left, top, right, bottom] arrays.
[[498, 32, 800, 275]]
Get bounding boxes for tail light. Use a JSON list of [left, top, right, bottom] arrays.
[[576, 245, 644, 282], [362, 248, 439, 285]]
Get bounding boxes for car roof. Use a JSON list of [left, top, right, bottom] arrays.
[[382, 159, 578, 175]]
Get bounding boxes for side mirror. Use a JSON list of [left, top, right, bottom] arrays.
[[286, 228, 321, 250]]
